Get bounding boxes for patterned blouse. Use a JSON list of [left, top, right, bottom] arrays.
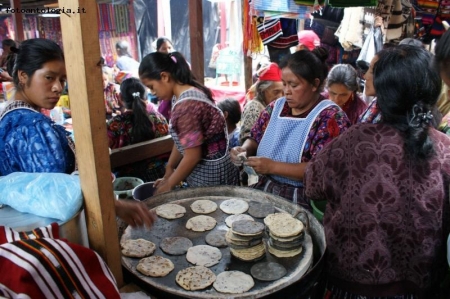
[[107, 110, 169, 182], [171, 98, 228, 160], [239, 98, 265, 145], [358, 98, 381, 124], [305, 124, 450, 295], [250, 97, 351, 162], [107, 111, 168, 149], [322, 91, 367, 125]]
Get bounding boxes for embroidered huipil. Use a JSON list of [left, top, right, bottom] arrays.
[[305, 124, 450, 295], [0, 101, 75, 175]]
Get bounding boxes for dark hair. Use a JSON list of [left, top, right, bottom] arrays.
[[11, 38, 64, 90], [139, 51, 214, 102], [120, 78, 155, 143], [374, 45, 442, 159], [398, 38, 423, 48], [217, 98, 241, 125], [156, 37, 173, 52], [116, 40, 131, 57], [326, 64, 359, 92], [435, 30, 450, 80], [2, 39, 15, 48], [279, 47, 329, 91]]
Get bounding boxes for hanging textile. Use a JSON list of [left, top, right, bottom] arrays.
[[269, 18, 299, 48], [329, 0, 377, 7], [98, 3, 137, 65], [251, 0, 310, 18], [416, 0, 449, 41], [257, 18, 283, 44]]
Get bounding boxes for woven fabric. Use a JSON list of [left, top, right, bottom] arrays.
[[257, 97, 335, 186], [0, 225, 120, 299], [0, 224, 59, 245], [253, 176, 310, 210], [170, 90, 239, 187], [0, 238, 120, 299], [257, 18, 283, 45]]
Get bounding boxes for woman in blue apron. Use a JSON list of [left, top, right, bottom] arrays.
[[231, 48, 351, 210], [139, 52, 239, 195]]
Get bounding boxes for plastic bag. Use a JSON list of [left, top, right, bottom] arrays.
[[0, 172, 83, 222], [356, 26, 383, 66]]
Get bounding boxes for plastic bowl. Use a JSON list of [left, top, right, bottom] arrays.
[[132, 181, 156, 201], [311, 200, 326, 222], [113, 177, 144, 199]]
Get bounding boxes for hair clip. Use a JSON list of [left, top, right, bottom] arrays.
[[132, 92, 140, 98], [168, 53, 177, 64], [409, 104, 433, 128]]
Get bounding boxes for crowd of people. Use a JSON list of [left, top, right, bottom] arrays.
[[0, 28, 450, 298]]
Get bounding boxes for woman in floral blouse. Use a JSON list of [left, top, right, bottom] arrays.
[[231, 48, 351, 210], [107, 78, 168, 182]]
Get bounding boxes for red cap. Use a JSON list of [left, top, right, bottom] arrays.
[[258, 63, 282, 82], [298, 30, 320, 51]]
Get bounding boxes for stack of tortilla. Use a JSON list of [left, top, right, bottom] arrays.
[[226, 220, 266, 262], [264, 213, 304, 258]]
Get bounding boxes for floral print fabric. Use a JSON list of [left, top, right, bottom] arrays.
[[107, 111, 168, 149], [107, 110, 169, 182], [305, 124, 450, 294], [239, 98, 265, 145]]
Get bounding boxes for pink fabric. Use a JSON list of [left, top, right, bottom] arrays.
[[209, 85, 246, 110], [298, 30, 320, 50]]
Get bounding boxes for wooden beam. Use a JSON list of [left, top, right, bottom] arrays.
[[58, 0, 123, 286], [10, 0, 24, 41], [188, 0, 204, 83], [110, 135, 174, 168], [242, 0, 252, 92]]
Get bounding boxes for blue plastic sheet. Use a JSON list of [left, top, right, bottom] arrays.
[[0, 172, 83, 222]]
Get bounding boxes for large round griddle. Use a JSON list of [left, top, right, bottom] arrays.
[[121, 186, 326, 299]]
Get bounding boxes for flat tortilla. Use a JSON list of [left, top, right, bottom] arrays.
[[185, 215, 217, 232], [219, 198, 249, 215], [160, 237, 193, 255], [248, 202, 274, 219], [137, 256, 174, 277], [213, 271, 255, 294], [121, 239, 156, 258], [264, 213, 304, 238], [267, 242, 303, 258], [190, 199, 218, 214], [175, 266, 216, 291], [205, 230, 228, 248], [186, 245, 222, 267], [250, 262, 287, 281], [225, 214, 254, 228], [155, 203, 186, 219], [232, 220, 265, 236]]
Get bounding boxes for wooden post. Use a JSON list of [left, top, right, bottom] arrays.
[[58, 0, 123, 286], [189, 0, 204, 83], [241, 0, 252, 92], [10, 0, 25, 41]]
